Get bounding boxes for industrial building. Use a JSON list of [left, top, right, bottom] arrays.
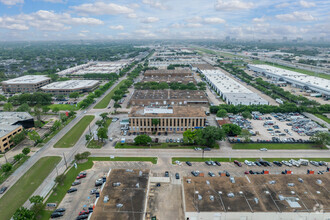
[[248, 64, 330, 97], [57, 60, 130, 76], [0, 112, 34, 152], [144, 69, 192, 77], [184, 175, 330, 220], [141, 75, 196, 84], [129, 90, 208, 106], [1, 75, 51, 93], [202, 70, 268, 106], [128, 106, 206, 134], [41, 80, 100, 95]]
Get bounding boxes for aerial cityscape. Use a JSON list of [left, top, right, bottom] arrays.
[[0, 0, 329, 220]]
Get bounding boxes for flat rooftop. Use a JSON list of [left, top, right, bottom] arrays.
[[142, 75, 196, 84], [225, 93, 268, 105], [91, 169, 149, 220], [144, 69, 192, 75], [0, 112, 33, 138], [2, 75, 50, 84], [192, 64, 216, 70], [131, 90, 207, 101], [129, 106, 206, 118], [202, 70, 252, 94], [249, 64, 330, 93], [41, 80, 99, 90], [184, 174, 330, 213]]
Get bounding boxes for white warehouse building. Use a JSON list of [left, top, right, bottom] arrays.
[[202, 70, 268, 106], [248, 64, 330, 97]]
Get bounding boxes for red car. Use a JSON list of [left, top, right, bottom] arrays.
[[234, 160, 242, 167], [76, 173, 87, 179], [79, 210, 90, 216], [244, 171, 249, 174]]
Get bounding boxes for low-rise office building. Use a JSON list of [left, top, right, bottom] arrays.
[[41, 80, 100, 95], [129, 90, 208, 106], [141, 75, 196, 84], [128, 106, 206, 134], [2, 75, 51, 93], [144, 69, 192, 77], [202, 70, 268, 106], [0, 112, 34, 152]]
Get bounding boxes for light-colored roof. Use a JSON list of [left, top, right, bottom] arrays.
[[129, 106, 206, 118], [2, 75, 50, 84], [41, 80, 99, 90], [0, 112, 33, 138]]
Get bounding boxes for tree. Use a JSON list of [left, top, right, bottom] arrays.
[[55, 174, 66, 185], [29, 195, 43, 216], [75, 151, 91, 161], [85, 134, 91, 141], [29, 195, 43, 205], [22, 147, 30, 155], [3, 102, 13, 111], [16, 103, 30, 113], [10, 131, 26, 145], [68, 110, 76, 118], [240, 129, 252, 142], [97, 127, 108, 142], [222, 124, 242, 136], [34, 106, 41, 121], [242, 111, 252, 119], [52, 106, 60, 113], [100, 113, 108, 120], [69, 92, 79, 99], [183, 129, 196, 144], [96, 120, 105, 128], [28, 130, 41, 145], [216, 109, 227, 118], [51, 120, 61, 132], [310, 132, 330, 146], [2, 163, 12, 173], [42, 106, 50, 113], [114, 102, 121, 109], [34, 120, 43, 128], [194, 126, 225, 147], [134, 134, 152, 145], [13, 207, 35, 220], [0, 95, 6, 101], [14, 153, 24, 162], [152, 119, 160, 126]]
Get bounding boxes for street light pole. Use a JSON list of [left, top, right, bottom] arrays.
[[4, 152, 8, 163], [63, 153, 68, 169]]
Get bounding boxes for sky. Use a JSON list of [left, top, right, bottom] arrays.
[[0, 0, 329, 41]]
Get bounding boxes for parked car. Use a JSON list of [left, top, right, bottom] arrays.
[[79, 210, 90, 216], [191, 171, 199, 177], [72, 181, 81, 186], [54, 208, 66, 213], [76, 214, 89, 220], [186, 161, 192, 166], [260, 148, 268, 151], [51, 212, 64, 218], [204, 148, 211, 151], [214, 161, 221, 166], [205, 161, 212, 166], [0, 186, 8, 194], [67, 188, 77, 193], [76, 173, 87, 179], [164, 171, 169, 177], [175, 173, 180, 179], [208, 171, 215, 177], [234, 160, 242, 167]]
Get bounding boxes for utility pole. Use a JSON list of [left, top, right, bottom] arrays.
[[63, 153, 68, 169], [4, 152, 8, 163]]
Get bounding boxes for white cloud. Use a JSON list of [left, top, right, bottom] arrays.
[[299, 0, 316, 8], [72, 2, 134, 15], [215, 0, 254, 11], [276, 11, 316, 22], [142, 0, 168, 10], [253, 17, 266, 23], [81, 30, 90, 33], [203, 17, 225, 24], [0, 10, 103, 31], [275, 2, 290, 8], [0, 0, 23, 5], [134, 29, 157, 38], [141, 17, 159, 23], [171, 23, 184, 28], [109, 25, 124, 30], [127, 13, 137, 19], [42, 0, 64, 3], [186, 23, 203, 28]]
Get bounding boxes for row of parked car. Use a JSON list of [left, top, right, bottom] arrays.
[[191, 170, 230, 177], [234, 159, 328, 168]]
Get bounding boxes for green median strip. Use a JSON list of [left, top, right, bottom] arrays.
[[94, 80, 126, 109], [116, 142, 219, 149], [0, 156, 30, 185], [314, 114, 330, 124], [40, 156, 157, 220], [0, 156, 61, 220], [54, 115, 95, 148], [172, 157, 330, 164], [232, 143, 327, 150]]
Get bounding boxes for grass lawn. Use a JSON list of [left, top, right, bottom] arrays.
[[48, 104, 79, 112], [94, 80, 126, 109], [0, 156, 61, 220], [251, 60, 330, 80], [54, 115, 95, 148], [87, 140, 103, 148], [39, 156, 157, 219], [0, 156, 30, 185], [116, 142, 219, 149], [172, 157, 330, 164], [232, 143, 327, 150], [314, 114, 330, 124]]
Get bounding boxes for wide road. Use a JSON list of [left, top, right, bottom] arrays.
[[303, 112, 330, 129]]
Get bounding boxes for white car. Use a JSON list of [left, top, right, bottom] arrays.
[[260, 148, 268, 151], [175, 160, 182, 166]]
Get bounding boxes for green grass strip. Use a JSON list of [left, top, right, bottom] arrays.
[[0, 156, 30, 185], [232, 143, 327, 150], [54, 115, 95, 148], [0, 156, 61, 220], [314, 114, 330, 124], [116, 142, 219, 149], [94, 80, 127, 109], [48, 104, 79, 111]]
